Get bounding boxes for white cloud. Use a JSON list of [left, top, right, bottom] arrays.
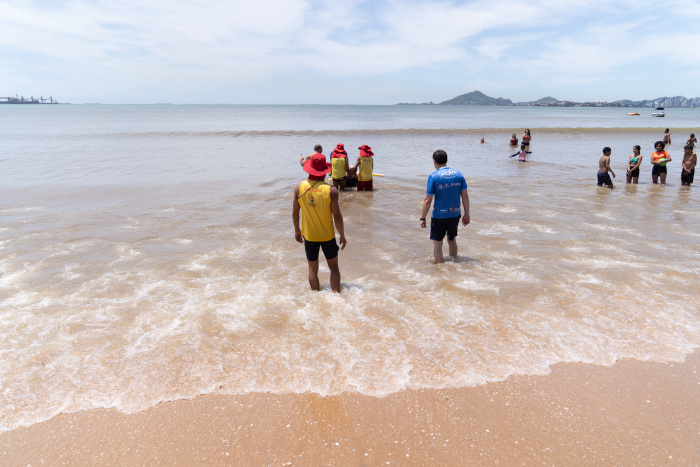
[[0, 0, 697, 102]]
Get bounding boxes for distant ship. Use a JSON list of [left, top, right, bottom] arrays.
[[655, 106, 664, 110], [0, 95, 59, 104]]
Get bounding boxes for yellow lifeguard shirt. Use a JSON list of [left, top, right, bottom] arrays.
[[299, 180, 335, 242], [357, 156, 373, 181], [331, 156, 347, 180]]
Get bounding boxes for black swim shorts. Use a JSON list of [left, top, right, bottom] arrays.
[[304, 238, 339, 262], [597, 171, 612, 186], [430, 216, 460, 241], [681, 168, 695, 184], [652, 165, 667, 176], [629, 167, 640, 178]]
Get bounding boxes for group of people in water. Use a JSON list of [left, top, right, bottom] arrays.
[[299, 144, 375, 191], [293, 144, 470, 292], [596, 131, 698, 189]]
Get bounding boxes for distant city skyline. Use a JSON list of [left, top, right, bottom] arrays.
[[1, 0, 699, 105]]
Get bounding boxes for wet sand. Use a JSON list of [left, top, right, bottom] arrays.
[[1, 353, 697, 466]]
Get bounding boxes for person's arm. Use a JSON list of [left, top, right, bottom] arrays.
[[664, 152, 672, 163], [461, 190, 470, 226], [526, 151, 532, 154], [293, 184, 303, 244], [345, 157, 350, 174], [627, 157, 633, 173], [606, 158, 615, 178], [420, 195, 433, 228], [330, 187, 346, 250], [300, 153, 314, 167], [688, 154, 697, 172], [510, 151, 519, 157]]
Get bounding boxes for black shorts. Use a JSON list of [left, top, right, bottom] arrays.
[[597, 171, 612, 186], [345, 177, 358, 188], [304, 238, 339, 262], [681, 168, 695, 184], [652, 165, 667, 176], [332, 177, 346, 182], [628, 167, 640, 178], [430, 216, 460, 241]]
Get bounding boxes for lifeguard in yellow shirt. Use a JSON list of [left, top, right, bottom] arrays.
[[293, 153, 347, 292]]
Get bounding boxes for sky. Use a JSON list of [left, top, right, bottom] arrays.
[[1, 0, 700, 104]]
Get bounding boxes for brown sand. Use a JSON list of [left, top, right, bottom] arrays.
[[1, 354, 698, 466]]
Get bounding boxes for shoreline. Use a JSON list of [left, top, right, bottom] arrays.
[[2, 353, 698, 465]]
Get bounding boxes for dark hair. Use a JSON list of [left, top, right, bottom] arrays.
[[520, 144, 526, 149], [691, 133, 696, 138], [665, 128, 670, 133], [603, 147, 611, 154], [684, 144, 694, 150], [655, 141, 665, 149], [433, 149, 448, 164], [314, 144, 322, 152], [633, 145, 641, 151]]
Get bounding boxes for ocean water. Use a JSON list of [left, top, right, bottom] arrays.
[[1, 105, 699, 433]]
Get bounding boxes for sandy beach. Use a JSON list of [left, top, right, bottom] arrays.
[[2, 353, 697, 465]]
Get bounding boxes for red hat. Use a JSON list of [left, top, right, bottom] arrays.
[[358, 145, 374, 157], [331, 143, 347, 158], [303, 153, 332, 176]]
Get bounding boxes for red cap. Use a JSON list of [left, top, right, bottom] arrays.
[[303, 153, 332, 176], [358, 145, 374, 157]]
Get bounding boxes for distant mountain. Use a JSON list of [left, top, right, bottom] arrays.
[[439, 91, 513, 106], [533, 96, 559, 104]]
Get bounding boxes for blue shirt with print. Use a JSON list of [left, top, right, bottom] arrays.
[[426, 167, 467, 219]]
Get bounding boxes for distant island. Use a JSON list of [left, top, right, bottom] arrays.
[[397, 90, 700, 108]]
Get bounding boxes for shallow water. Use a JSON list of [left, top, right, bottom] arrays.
[[1, 105, 699, 432]]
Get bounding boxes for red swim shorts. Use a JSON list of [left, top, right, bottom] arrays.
[[357, 180, 373, 191]]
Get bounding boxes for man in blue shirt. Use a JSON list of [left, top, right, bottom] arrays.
[[420, 150, 470, 263]]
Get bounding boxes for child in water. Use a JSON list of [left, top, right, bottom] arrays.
[[509, 133, 518, 147], [651, 141, 672, 185], [511, 144, 532, 162], [597, 147, 616, 189]]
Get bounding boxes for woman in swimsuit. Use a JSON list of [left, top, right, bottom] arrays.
[[522, 129, 531, 146], [510, 133, 518, 147], [626, 145, 642, 184], [687, 133, 697, 146]]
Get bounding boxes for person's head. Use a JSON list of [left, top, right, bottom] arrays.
[[633, 145, 641, 154], [314, 144, 323, 153], [603, 147, 611, 155], [525, 129, 531, 135], [654, 141, 665, 151], [520, 144, 526, 150], [512, 133, 516, 137], [684, 144, 694, 154], [691, 133, 696, 138], [303, 153, 332, 179], [480, 137, 485, 143], [665, 128, 670, 133], [433, 149, 448, 165]]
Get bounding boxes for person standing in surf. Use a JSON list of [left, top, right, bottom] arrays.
[[354, 145, 374, 191], [663, 128, 671, 145], [510, 133, 518, 147], [293, 153, 347, 292], [420, 150, 470, 264], [687, 133, 697, 146], [522, 129, 532, 147], [681, 144, 696, 186], [597, 147, 616, 189], [651, 141, 672, 185], [626, 145, 643, 184], [511, 143, 532, 162], [300, 144, 324, 167], [329, 143, 350, 190]]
